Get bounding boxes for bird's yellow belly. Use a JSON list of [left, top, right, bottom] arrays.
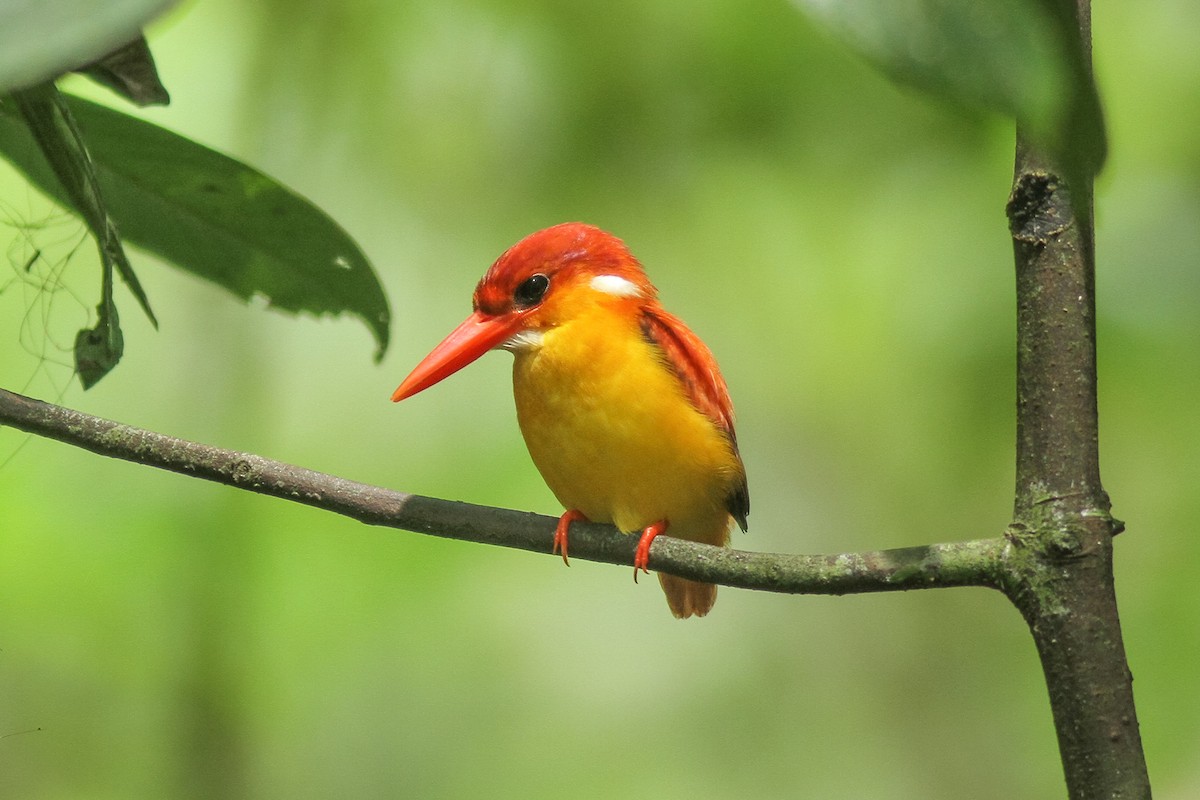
[[512, 319, 737, 546]]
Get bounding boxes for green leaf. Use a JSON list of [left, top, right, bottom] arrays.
[[0, 0, 177, 93], [75, 36, 171, 107], [12, 84, 157, 329], [11, 82, 157, 388], [75, 290, 124, 390], [0, 94, 391, 361], [794, 0, 1105, 181]]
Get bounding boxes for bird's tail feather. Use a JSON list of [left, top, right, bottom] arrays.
[[658, 573, 717, 618]]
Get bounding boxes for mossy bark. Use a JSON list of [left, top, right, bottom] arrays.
[[1002, 5, 1150, 795]]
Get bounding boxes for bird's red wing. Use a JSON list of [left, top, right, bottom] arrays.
[[640, 305, 749, 530], [639, 305, 737, 442]]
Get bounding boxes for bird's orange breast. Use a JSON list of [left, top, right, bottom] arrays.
[[511, 298, 742, 547]]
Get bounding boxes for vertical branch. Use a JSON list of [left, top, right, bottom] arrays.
[[1003, 2, 1150, 798]]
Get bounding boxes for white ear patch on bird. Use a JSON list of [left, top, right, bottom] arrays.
[[590, 274, 644, 298], [500, 330, 545, 352]]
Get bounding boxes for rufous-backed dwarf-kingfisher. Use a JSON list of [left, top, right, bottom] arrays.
[[392, 223, 748, 618]]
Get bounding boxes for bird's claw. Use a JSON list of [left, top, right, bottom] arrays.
[[553, 509, 588, 566], [633, 520, 669, 583]]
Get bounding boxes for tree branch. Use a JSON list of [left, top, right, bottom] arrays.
[[999, 2, 1151, 797], [0, 386, 1007, 597]]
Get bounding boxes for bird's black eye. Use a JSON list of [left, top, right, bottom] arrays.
[[513, 273, 550, 308]]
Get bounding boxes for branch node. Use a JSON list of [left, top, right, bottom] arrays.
[[231, 458, 255, 484], [1006, 171, 1073, 244]]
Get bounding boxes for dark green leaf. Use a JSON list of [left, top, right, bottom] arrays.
[[75, 295, 124, 390], [0, 0, 177, 93], [11, 84, 157, 328], [794, 0, 1105, 181], [75, 36, 170, 107], [0, 94, 391, 361]]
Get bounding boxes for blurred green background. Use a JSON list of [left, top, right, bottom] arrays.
[[1, 1, 1197, 797]]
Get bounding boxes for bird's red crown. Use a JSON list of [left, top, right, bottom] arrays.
[[473, 222, 656, 316]]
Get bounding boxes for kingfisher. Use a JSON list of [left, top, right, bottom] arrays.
[[393, 223, 748, 618]]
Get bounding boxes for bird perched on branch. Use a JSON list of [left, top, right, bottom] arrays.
[[393, 223, 748, 618]]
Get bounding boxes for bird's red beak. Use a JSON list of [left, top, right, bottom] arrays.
[[392, 310, 525, 402]]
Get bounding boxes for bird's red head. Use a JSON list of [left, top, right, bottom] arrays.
[[393, 223, 656, 401]]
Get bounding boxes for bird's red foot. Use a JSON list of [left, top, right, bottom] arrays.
[[633, 520, 669, 583], [553, 509, 588, 566]]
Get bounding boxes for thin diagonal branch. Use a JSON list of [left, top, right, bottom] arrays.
[[0, 386, 1007, 596]]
